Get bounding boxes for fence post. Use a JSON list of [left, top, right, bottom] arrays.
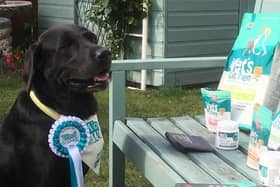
[[109, 70, 126, 187]]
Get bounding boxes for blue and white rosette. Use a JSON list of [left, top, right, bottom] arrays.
[[48, 116, 90, 187]]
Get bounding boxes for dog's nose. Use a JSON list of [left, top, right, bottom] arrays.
[[96, 48, 111, 61]]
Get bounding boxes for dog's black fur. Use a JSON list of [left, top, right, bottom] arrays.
[[0, 25, 111, 187]]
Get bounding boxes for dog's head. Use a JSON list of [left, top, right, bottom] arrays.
[[24, 25, 111, 93]]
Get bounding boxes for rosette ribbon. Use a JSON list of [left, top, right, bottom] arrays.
[[48, 116, 90, 187]]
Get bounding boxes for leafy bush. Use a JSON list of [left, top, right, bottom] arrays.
[[85, 0, 151, 59]]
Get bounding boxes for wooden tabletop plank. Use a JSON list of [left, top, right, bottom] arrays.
[[113, 120, 185, 186], [125, 117, 218, 184], [195, 115, 249, 153], [169, 116, 259, 183], [148, 117, 255, 184]]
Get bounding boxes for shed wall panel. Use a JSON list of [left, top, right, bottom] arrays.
[[166, 40, 234, 57], [38, 0, 74, 31], [151, 0, 165, 11], [38, 17, 74, 31], [165, 68, 223, 86], [167, 0, 239, 12], [39, 0, 74, 6], [165, 0, 240, 58], [39, 5, 74, 19], [167, 26, 238, 42], [167, 12, 239, 27]]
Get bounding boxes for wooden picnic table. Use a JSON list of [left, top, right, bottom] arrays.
[[113, 115, 259, 187], [108, 58, 260, 187]]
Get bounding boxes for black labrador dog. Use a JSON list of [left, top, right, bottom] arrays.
[[0, 25, 111, 187]]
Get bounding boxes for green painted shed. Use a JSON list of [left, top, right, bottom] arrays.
[[38, 0, 75, 32], [126, 0, 256, 86], [37, 0, 257, 86]]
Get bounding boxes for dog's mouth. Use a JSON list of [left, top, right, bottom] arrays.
[[67, 72, 110, 92]]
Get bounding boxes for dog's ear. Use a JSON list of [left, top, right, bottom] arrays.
[[23, 42, 41, 93], [75, 25, 98, 43]]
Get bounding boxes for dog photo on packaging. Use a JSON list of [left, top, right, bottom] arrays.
[[0, 24, 111, 187]]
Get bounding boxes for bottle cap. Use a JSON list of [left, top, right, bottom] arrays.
[[259, 150, 280, 168], [217, 120, 239, 132]]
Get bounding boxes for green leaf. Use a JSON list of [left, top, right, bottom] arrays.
[[102, 0, 109, 7], [128, 17, 134, 25], [104, 7, 112, 15]]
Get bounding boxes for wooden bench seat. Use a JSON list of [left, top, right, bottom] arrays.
[[113, 116, 258, 187]]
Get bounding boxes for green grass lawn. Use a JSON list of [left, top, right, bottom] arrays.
[[0, 78, 209, 187]]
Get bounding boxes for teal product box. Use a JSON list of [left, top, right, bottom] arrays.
[[201, 88, 231, 132]]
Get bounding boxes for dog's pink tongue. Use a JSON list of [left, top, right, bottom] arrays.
[[95, 73, 109, 81]]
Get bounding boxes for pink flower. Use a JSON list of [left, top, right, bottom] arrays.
[[13, 53, 20, 61], [5, 55, 13, 64], [4, 51, 25, 74]]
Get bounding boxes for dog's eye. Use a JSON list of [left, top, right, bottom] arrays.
[[82, 31, 97, 44]]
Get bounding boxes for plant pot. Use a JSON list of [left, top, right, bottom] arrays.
[[0, 17, 12, 55], [0, 1, 32, 17]]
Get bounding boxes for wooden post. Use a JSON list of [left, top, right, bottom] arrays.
[[140, 2, 148, 91], [254, 0, 263, 13], [109, 70, 126, 187]]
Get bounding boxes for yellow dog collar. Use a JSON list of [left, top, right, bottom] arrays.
[[29, 90, 60, 120]]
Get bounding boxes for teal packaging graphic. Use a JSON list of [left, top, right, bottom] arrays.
[[259, 165, 268, 178], [247, 105, 272, 169], [201, 88, 231, 132], [218, 13, 280, 131]]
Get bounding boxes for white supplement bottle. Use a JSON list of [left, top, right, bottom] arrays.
[[215, 120, 239, 150]]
